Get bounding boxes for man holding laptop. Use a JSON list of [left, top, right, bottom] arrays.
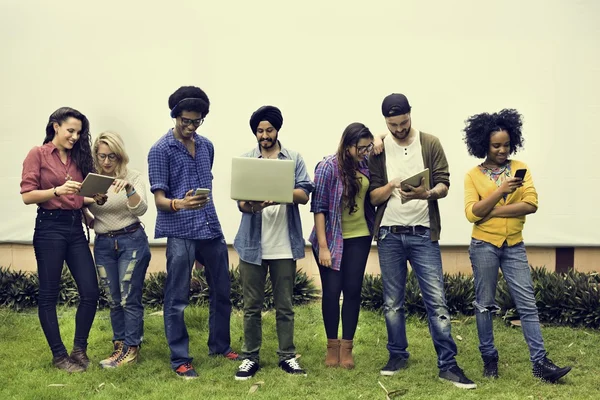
[[232, 105, 314, 381], [148, 86, 238, 379], [368, 94, 476, 389]]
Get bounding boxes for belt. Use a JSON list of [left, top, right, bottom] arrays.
[[37, 207, 81, 217], [388, 225, 428, 235], [99, 222, 142, 238]]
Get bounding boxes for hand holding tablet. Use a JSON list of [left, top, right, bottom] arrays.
[[77, 173, 116, 197]]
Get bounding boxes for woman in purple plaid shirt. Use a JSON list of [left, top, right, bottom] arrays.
[[309, 122, 376, 369]]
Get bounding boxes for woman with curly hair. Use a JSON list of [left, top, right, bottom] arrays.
[[463, 109, 571, 383], [309, 122, 375, 369], [20, 107, 101, 372]]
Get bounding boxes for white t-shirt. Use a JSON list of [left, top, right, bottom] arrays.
[[381, 130, 430, 228], [261, 204, 293, 259]]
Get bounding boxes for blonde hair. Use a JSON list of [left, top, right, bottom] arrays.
[[92, 131, 129, 179]]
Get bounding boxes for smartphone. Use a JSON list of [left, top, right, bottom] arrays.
[[514, 169, 527, 180], [194, 188, 210, 196]]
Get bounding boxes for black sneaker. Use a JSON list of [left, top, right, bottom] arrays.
[[279, 358, 307, 376], [175, 362, 199, 379], [235, 359, 259, 381], [532, 357, 571, 383], [483, 356, 499, 379], [439, 365, 477, 389], [380, 355, 408, 376]]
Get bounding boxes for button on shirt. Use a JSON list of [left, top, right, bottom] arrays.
[[148, 129, 223, 240]]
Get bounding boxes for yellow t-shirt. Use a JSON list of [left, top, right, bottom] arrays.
[[342, 171, 371, 239]]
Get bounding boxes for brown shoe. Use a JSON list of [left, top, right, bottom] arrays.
[[70, 347, 90, 370], [325, 339, 340, 367], [340, 339, 354, 369], [100, 341, 124, 368], [53, 355, 85, 373]]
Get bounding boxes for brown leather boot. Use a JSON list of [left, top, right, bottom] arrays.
[[339, 339, 355, 369], [325, 339, 340, 367], [52, 355, 85, 373], [70, 347, 90, 370]]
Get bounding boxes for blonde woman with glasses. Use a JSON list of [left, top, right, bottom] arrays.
[[87, 131, 151, 368]]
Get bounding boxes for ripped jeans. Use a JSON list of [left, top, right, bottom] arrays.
[[377, 227, 458, 371], [94, 228, 151, 347], [469, 239, 546, 363]]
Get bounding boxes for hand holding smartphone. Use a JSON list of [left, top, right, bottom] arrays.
[[194, 188, 210, 196], [514, 169, 526, 180]]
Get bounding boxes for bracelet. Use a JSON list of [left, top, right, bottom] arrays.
[[126, 188, 136, 198], [170, 199, 179, 212], [53, 187, 60, 197]]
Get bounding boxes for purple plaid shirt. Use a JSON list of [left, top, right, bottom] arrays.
[[148, 129, 223, 240], [308, 155, 375, 271]]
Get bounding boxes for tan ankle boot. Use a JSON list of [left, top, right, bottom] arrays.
[[325, 339, 340, 367], [339, 339, 354, 369]]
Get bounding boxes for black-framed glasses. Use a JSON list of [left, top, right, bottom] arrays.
[[97, 153, 118, 161], [181, 117, 204, 127], [356, 143, 374, 154]]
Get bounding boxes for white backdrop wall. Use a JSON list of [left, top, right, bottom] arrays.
[[1, 0, 598, 246]]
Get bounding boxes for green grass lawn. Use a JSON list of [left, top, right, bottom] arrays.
[[0, 303, 598, 400]]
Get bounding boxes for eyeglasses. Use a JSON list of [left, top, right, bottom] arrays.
[[97, 153, 118, 161], [356, 143, 374, 154], [181, 117, 204, 127]]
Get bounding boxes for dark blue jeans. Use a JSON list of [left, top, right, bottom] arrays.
[[469, 239, 546, 363], [33, 208, 99, 358], [94, 228, 151, 347], [164, 236, 233, 370], [377, 226, 458, 371]]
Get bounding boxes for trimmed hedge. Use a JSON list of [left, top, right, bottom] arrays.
[[360, 266, 600, 329], [0, 266, 319, 312], [2, 265, 600, 329]]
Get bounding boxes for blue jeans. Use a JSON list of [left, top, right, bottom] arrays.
[[469, 239, 546, 363], [33, 209, 99, 358], [164, 236, 233, 370], [94, 228, 151, 347], [377, 227, 457, 370]]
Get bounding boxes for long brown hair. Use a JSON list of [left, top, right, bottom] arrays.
[[336, 122, 374, 214]]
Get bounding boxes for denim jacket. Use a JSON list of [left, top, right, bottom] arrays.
[[233, 142, 315, 265]]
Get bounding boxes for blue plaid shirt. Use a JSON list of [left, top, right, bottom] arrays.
[[148, 129, 223, 240]]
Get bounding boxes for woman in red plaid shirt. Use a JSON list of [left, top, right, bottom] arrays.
[[309, 122, 376, 369]]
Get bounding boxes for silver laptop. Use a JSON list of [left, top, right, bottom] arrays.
[[230, 157, 295, 203]]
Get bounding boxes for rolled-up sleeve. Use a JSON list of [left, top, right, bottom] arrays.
[[20, 147, 41, 194], [294, 153, 315, 195], [148, 145, 169, 193], [310, 159, 332, 214], [464, 173, 483, 223], [520, 166, 538, 210], [368, 154, 385, 192], [127, 171, 149, 216]]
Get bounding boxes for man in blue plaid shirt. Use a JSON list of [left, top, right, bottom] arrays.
[[148, 86, 239, 379]]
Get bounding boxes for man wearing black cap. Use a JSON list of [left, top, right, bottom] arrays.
[[148, 86, 238, 379], [232, 105, 315, 381], [368, 94, 476, 389]]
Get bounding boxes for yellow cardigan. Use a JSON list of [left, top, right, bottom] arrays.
[[464, 160, 538, 247]]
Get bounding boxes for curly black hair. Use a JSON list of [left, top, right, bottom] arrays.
[[463, 108, 524, 159], [43, 107, 94, 178], [168, 86, 210, 118]]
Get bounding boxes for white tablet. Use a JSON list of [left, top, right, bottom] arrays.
[[400, 168, 430, 204], [77, 173, 115, 197]]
